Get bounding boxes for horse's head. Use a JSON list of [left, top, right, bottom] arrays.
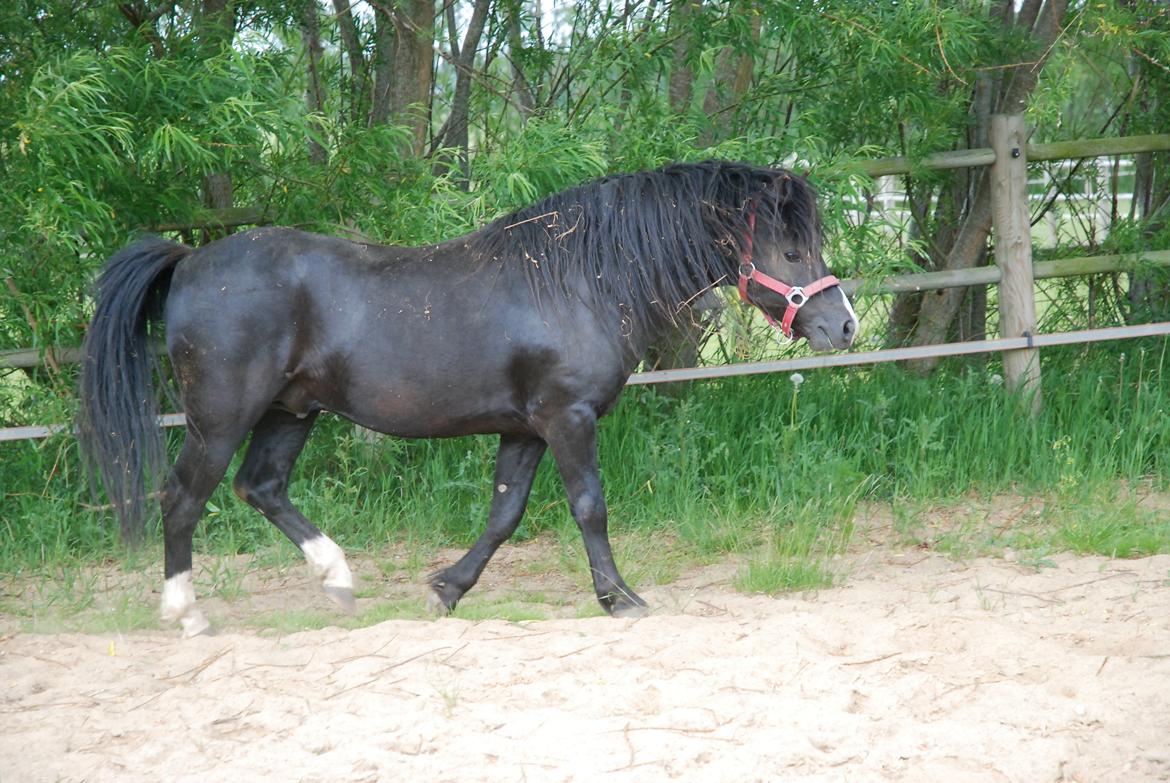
[[737, 173, 858, 352]]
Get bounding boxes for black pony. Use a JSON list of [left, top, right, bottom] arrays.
[[79, 160, 857, 636]]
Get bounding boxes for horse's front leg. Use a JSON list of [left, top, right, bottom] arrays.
[[428, 434, 547, 614], [539, 404, 648, 618]]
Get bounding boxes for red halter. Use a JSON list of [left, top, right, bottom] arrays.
[[736, 204, 840, 339]]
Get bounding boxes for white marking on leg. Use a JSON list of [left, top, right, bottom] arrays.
[[839, 287, 860, 342], [160, 571, 210, 638], [301, 535, 354, 591], [160, 571, 194, 620]]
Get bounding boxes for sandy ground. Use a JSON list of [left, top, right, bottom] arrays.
[[2, 533, 1170, 782]]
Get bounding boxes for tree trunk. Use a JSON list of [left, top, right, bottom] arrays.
[[300, 0, 328, 166], [436, 0, 491, 179], [117, 3, 167, 57], [700, 9, 758, 141], [200, 172, 233, 243], [901, 175, 994, 373], [195, 0, 237, 243], [1123, 1, 1170, 323], [505, 0, 536, 118], [390, 0, 436, 150], [332, 0, 369, 124], [370, 7, 397, 126], [194, 0, 235, 50], [667, 0, 698, 113]]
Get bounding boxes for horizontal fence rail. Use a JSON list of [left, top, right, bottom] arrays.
[[837, 249, 1170, 297], [852, 133, 1170, 177], [0, 413, 187, 444], [628, 322, 1170, 385], [5, 323, 1170, 442]]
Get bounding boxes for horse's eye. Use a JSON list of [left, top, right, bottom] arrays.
[[784, 251, 801, 262]]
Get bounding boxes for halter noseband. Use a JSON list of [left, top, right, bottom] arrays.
[[736, 200, 840, 339]]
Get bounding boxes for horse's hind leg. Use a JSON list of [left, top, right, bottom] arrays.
[[161, 426, 250, 637], [231, 409, 356, 612], [428, 434, 547, 614]]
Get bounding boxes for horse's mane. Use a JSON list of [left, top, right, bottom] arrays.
[[474, 160, 823, 336]]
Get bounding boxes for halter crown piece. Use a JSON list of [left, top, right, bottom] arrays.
[[736, 200, 841, 339]]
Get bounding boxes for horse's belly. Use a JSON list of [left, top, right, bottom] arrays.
[[298, 373, 528, 438]]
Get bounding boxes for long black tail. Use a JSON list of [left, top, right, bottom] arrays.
[[78, 237, 193, 540]]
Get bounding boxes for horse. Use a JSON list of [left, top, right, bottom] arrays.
[[78, 160, 858, 636]]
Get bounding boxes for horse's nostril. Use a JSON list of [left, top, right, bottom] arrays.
[[842, 319, 855, 338]]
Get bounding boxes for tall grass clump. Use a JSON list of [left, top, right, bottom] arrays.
[[2, 340, 1169, 573]]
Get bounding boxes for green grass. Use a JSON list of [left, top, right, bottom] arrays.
[[926, 487, 1170, 563], [452, 600, 550, 622], [20, 597, 157, 635], [1050, 499, 1170, 558], [736, 557, 837, 594], [735, 504, 856, 595], [4, 342, 1170, 606], [245, 608, 340, 634]]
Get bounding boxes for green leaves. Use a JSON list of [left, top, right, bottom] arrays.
[[474, 118, 608, 215]]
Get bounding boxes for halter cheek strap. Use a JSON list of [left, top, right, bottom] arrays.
[[737, 265, 841, 338], [736, 203, 841, 339]]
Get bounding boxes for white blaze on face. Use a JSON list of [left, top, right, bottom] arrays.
[[160, 570, 210, 638], [839, 288, 860, 345], [301, 535, 354, 591]]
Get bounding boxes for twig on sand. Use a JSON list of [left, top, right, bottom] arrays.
[[980, 587, 1062, 605], [163, 647, 232, 683], [842, 651, 901, 667], [125, 688, 171, 713], [1039, 571, 1129, 595], [325, 646, 450, 700], [325, 675, 406, 701], [3, 650, 71, 668], [605, 725, 736, 741], [557, 640, 617, 659], [440, 642, 468, 666], [696, 599, 731, 616], [330, 636, 397, 665], [210, 699, 257, 726]]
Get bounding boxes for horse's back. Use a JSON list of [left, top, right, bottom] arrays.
[[161, 227, 630, 439]]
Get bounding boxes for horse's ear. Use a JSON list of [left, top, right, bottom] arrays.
[[773, 172, 796, 209]]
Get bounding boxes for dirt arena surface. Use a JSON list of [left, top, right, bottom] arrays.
[[3, 534, 1170, 782]]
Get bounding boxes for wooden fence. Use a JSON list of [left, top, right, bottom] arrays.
[[2, 121, 1168, 441]]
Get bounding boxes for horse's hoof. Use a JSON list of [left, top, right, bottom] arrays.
[[427, 575, 464, 617], [179, 612, 212, 639], [324, 585, 357, 614], [600, 586, 649, 619], [426, 587, 453, 617]]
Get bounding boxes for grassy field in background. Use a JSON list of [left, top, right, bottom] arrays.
[[3, 341, 1170, 626]]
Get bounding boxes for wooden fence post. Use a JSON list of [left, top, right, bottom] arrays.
[[991, 113, 1042, 413]]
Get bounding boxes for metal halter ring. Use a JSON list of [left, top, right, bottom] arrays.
[[785, 288, 807, 307]]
